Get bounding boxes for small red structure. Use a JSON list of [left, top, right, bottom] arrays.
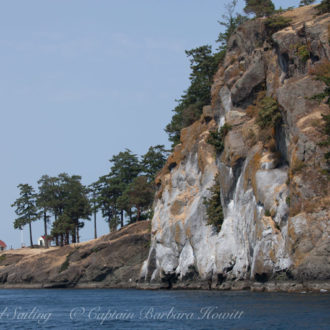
[[0, 240, 7, 251]]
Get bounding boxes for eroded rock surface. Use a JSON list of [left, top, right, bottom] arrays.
[[141, 6, 330, 290]]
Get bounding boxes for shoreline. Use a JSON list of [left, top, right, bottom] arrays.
[[0, 280, 329, 293]]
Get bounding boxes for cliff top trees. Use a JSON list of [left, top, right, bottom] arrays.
[[165, 1, 248, 148], [244, 0, 275, 17], [316, 0, 330, 14], [141, 145, 170, 182], [217, 0, 248, 53], [12, 184, 39, 247], [165, 45, 221, 147], [299, 0, 315, 6]]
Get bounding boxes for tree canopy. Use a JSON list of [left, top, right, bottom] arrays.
[[244, 0, 275, 17], [12, 184, 39, 247]]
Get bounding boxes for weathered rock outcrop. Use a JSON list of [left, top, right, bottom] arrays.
[[141, 6, 330, 291], [0, 221, 150, 288]]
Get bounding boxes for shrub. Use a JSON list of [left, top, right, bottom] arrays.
[[203, 174, 223, 232], [0, 255, 6, 262], [265, 209, 271, 217], [286, 196, 291, 206], [256, 96, 281, 129], [244, 0, 275, 18], [297, 45, 310, 62], [316, 0, 330, 15], [264, 15, 292, 35], [207, 123, 232, 154], [59, 256, 70, 273]]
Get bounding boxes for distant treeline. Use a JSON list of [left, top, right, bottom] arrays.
[[11, 145, 169, 248]]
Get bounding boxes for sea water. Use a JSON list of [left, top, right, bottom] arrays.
[[0, 289, 329, 329]]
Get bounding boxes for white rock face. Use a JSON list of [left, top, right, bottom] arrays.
[[141, 112, 293, 284], [141, 7, 330, 285]]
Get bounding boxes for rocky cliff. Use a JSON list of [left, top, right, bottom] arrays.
[[140, 6, 330, 291], [0, 221, 150, 288]]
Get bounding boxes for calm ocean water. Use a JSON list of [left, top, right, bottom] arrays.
[[0, 289, 329, 329]]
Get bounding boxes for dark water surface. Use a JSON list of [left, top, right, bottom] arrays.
[[0, 289, 329, 329]]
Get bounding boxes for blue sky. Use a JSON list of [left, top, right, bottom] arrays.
[[0, 0, 302, 248]]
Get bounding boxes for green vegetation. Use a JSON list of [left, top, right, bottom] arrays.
[[217, 0, 248, 52], [11, 184, 40, 247], [316, 0, 330, 15], [299, 0, 315, 5], [207, 123, 232, 154], [244, 0, 275, 17], [203, 174, 224, 232], [286, 196, 291, 206], [264, 15, 292, 35], [12, 145, 169, 247], [164, 46, 222, 147], [0, 255, 6, 262], [299, 0, 315, 6], [59, 254, 71, 273], [255, 94, 281, 129], [296, 44, 310, 63], [265, 209, 271, 217], [165, 0, 247, 147]]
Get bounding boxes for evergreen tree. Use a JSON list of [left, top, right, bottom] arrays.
[[141, 145, 170, 182], [217, 0, 248, 52], [87, 182, 100, 239], [244, 0, 275, 17], [203, 174, 224, 232], [36, 175, 57, 248], [165, 45, 221, 146], [109, 149, 141, 226], [299, 0, 315, 6], [94, 174, 122, 232], [12, 184, 40, 247], [59, 174, 91, 243], [124, 176, 154, 221], [316, 0, 330, 14]]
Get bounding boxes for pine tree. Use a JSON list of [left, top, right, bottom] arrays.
[[299, 0, 315, 6], [141, 145, 170, 182], [165, 45, 221, 146], [109, 149, 141, 227], [37, 175, 57, 248], [12, 184, 40, 247], [244, 0, 275, 17], [124, 176, 154, 221], [217, 0, 248, 52]]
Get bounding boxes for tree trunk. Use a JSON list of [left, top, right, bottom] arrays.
[[71, 228, 76, 244], [120, 210, 124, 228], [65, 231, 69, 245], [94, 211, 97, 239], [43, 211, 49, 248], [108, 217, 111, 233], [137, 206, 141, 221], [77, 224, 80, 243], [29, 221, 34, 248], [55, 235, 59, 246], [60, 234, 64, 247]]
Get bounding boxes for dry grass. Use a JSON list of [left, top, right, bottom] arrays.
[[309, 58, 330, 79]]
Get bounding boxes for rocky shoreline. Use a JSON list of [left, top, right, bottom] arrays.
[[1, 281, 329, 294], [1, 219, 328, 293]]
